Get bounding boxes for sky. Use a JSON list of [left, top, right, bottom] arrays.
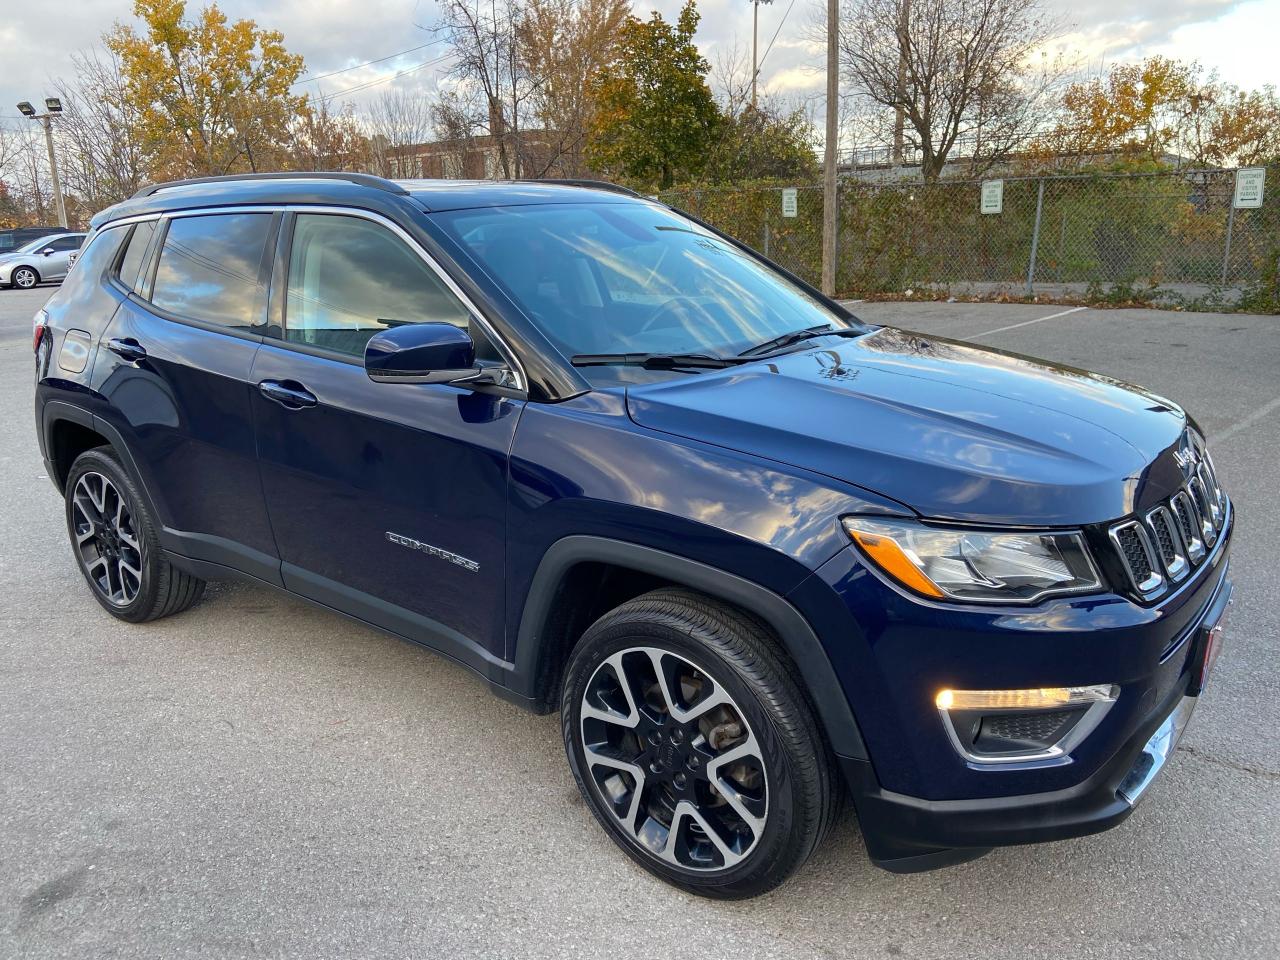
[[1, 0, 1277, 136]]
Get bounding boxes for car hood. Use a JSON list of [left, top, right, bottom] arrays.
[[625, 327, 1189, 526]]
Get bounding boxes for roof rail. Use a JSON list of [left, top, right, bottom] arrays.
[[131, 171, 409, 199], [525, 179, 645, 199]]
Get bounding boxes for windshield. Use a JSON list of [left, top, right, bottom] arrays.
[[433, 202, 851, 359]]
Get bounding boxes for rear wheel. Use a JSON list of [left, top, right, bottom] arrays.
[[562, 588, 838, 898], [12, 266, 39, 289], [64, 447, 205, 622]]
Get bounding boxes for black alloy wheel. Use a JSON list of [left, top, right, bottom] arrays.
[[64, 447, 206, 622], [579, 645, 769, 872], [70, 470, 144, 607], [563, 588, 839, 899]]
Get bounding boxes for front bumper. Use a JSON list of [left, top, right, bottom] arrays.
[[841, 567, 1232, 872]]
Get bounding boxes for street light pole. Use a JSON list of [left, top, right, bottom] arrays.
[[821, 0, 838, 296], [16, 98, 68, 229]]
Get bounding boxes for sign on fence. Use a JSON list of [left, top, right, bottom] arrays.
[[1233, 167, 1266, 209], [781, 187, 798, 218], [980, 180, 1004, 215]]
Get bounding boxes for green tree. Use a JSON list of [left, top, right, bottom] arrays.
[[702, 104, 819, 183], [107, 0, 307, 179], [586, 0, 720, 189]]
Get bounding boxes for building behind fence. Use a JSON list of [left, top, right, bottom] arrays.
[[660, 167, 1280, 312]]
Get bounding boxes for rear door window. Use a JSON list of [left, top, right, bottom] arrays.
[[150, 213, 273, 329]]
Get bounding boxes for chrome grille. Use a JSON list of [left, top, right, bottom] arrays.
[[1170, 491, 1206, 564], [1108, 521, 1162, 595], [1146, 506, 1188, 582], [1109, 455, 1227, 599]]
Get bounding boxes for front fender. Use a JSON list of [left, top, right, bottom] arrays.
[[513, 535, 868, 759]]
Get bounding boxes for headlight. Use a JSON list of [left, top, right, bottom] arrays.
[[842, 517, 1101, 603]]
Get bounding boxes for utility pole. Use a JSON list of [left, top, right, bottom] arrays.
[[821, 0, 838, 296], [16, 98, 67, 228], [750, 0, 774, 109], [892, 0, 909, 164]]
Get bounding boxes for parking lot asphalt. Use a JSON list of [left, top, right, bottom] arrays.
[[2, 285, 1277, 960]]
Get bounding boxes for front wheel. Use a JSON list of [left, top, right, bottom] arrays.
[[11, 266, 39, 289], [64, 447, 206, 622], [561, 588, 839, 898]]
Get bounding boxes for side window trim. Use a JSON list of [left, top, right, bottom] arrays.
[[97, 203, 526, 391], [266, 210, 293, 340], [139, 216, 167, 301]]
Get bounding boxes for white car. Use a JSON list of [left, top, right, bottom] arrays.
[[0, 233, 86, 289]]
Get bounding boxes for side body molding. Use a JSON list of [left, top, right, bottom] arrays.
[[514, 535, 868, 759]]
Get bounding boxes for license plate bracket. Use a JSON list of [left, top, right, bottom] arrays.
[[1188, 619, 1226, 696]]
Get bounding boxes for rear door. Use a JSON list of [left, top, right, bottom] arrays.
[[91, 211, 280, 582], [250, 210, 523, 663]]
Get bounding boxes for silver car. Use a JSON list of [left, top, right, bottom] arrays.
[[0, 233, 86, 289]]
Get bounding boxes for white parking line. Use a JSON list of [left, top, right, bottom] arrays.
[[1213, 395, 1280, 444], [966, 306, 1088, 339]]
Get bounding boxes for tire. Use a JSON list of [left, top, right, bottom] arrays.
[[11, 266, 39, 289], [561, 588, 839, 899], [64, 447, 206, 623]]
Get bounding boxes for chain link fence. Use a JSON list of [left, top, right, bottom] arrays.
[[660, 167, 1280, 312]]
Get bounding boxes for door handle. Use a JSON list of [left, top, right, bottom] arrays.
[[106, 338, 147, 363], [258, 379, 318, 410]]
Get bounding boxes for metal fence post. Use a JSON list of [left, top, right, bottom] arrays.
[[763, 212, 771, 258], [1221, 201, 1236, 286], [1025, 178, 1045, 296]]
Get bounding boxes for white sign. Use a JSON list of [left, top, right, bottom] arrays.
[[781, 187, 798, 218], [1233, 167, 1265, 209], [980, 180, 1004, 215]]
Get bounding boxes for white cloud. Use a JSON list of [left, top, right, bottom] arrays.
[[2, 0, 1274, 138]]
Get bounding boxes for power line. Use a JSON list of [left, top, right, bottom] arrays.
[[757, 0, 799, 78], [294, 40, 444, 87], [313, 52, 457, 102]]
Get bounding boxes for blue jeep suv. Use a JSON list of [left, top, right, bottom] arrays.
[[34, 173, 1233, 898]]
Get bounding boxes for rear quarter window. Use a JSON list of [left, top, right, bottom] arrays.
[[39, 225, 132, 328], [116, 220, 158, 294]]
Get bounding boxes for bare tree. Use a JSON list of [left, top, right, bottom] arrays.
[[291, 98, 371, 171], [52, 51, 148, 215], [432, 0, 534, 178], [0, 124, 29, 227], [363, 89, 437, 177], [12, 131, 54, 225], [0, 123, 24, 176], [517, 0, 628, 177], [841, 0, 1067, 179]]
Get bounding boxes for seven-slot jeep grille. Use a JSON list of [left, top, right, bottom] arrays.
[[1108, 448, 1227, 600]]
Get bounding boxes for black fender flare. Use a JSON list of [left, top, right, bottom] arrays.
[[513, 535, 868, 759], [41, 399, 164, 523]]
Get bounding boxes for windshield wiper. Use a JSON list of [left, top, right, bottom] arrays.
[[570, 352, 748, 370], [737, 324, 861, 358]]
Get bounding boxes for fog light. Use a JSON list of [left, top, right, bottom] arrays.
[[936, 684, 1118, 764], [935, 685, 1117, 711]]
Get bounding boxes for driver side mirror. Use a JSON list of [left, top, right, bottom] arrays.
[[41, 247, 55, 256], [364, 322, 487, 385]]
